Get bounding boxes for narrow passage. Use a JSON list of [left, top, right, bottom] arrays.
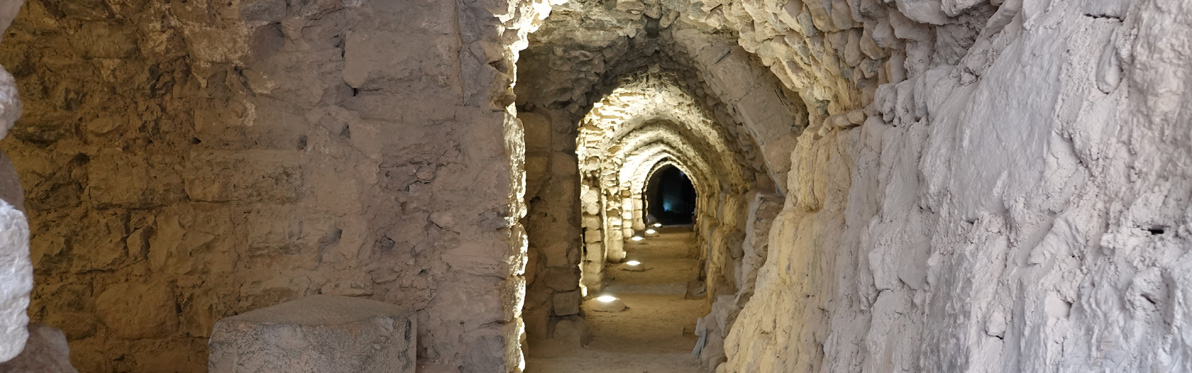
[[527, 226, 707, 372]]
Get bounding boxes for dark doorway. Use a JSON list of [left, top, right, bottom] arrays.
[[645, 165, 696, 225]]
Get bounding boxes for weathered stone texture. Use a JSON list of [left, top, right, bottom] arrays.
[[0, 0, 1186, 371], [718, 0, 1192, 373], [0, 0, 547, 371], [94, 283, 178, 340], [0, 323, 77, 372], [208, 295, 415, 373]]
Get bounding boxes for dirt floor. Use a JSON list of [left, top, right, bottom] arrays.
[[526, 226, 708, 373]]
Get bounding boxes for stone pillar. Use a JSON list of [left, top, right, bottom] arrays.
[[630, 196, 645, 231]]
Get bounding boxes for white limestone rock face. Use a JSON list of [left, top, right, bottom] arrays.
[[0, 200, 30, 363], [0, 65, 19, 143], [0, 323, 78, 373], [722, 0, 1192, 372], [208, 295, 416, 373], [0, 0, 27, 365]]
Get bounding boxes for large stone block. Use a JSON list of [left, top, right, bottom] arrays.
[[0, 323, 77, 372], [95, 282, 178, 340], [521, 112, 551, 153], [552, 291, 580, 316], [87, 151, 186, 208], [184, 150, 302, 203], [208, 295, 415, 373]]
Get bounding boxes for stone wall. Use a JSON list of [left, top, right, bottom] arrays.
[[2, 0, 1187, 371], [0, 0, 549, 371], [519, 107, 584, 344], [514, 1, 805, 351], [718, 0, 1192, 371]]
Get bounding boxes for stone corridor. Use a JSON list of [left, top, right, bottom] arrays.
[[0, 0, 1188, 371], [527, 226, 705, 373]]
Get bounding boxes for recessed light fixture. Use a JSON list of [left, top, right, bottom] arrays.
[[653, 223, 662, 228], [626, 260, 641, 266], [645, 228, 656, 234], [597, 295, 617, 303], [631, 236, 644, 241]]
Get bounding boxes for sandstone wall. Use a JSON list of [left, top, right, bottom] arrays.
[[0, 0, 548, 371], [720, 0, 1192, 371]]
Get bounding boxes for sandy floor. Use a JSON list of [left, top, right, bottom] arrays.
[[526, 226, 708, 373]]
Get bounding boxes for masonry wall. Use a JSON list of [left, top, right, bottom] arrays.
[[0, 1, 539, 371], [722, 0, 1192, 371]]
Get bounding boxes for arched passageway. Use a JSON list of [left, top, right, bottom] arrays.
[[514, 0, 798, 368], [644, 164, 696, 226], [0, 0, 1187, 371]]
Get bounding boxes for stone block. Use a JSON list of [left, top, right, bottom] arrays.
[[0, 323, 76, 372], [95, 283, 177, 340], [0, 200, 30, 362], [736, 87, 791, 141], [553, 291, 581, 316], [521, 112, 551, 153], [184, 150, 302, 203], [342, 29, 454, 91], [239, 0, 288, 22], [442, 240, 520, 279], [87, 151, 186, 208], [542, 241, 571, 268], [549, 153, 577, 176], [544, 268, 579, 291], [707, 48, 760, 102], [70, 22, 138, 58], [49, 0, 109, 20], [551, 319, 590, 346], [208, 295, 415, 373], [525, 155, 548, 195], [69, 211, 127, 273], [243, 208, 330, 258]]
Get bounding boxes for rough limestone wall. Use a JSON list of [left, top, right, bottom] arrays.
[[722, 0, 1192, 371], [694, 191, 782, 367], [0, 0, 546, 371], [699, 192, 748, 303]]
